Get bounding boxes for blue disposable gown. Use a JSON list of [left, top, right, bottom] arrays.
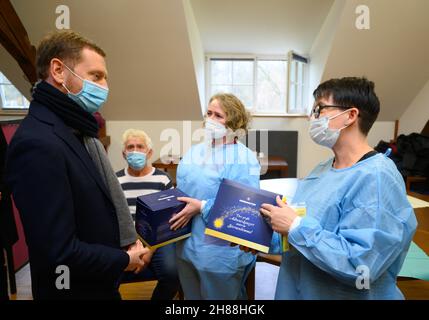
[[276, 153, 417, 299], [176, 141, 260, 299]]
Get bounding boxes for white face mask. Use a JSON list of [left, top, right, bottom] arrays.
[[309, 109, 350, 148], [204, 118, 227, 140]]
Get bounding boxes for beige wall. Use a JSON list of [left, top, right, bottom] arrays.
[[107, 118, 395, 178], [399, 79, 429, 135], [10, 0, 202, 121], [3, 0, 428, 124], [321, 0, 429, 121]]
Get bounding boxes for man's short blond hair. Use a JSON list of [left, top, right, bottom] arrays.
[[122, 129, 153, 150]]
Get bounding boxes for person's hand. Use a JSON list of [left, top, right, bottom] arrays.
[[238, 245, 258, 255], [260, 196, 298, 235], [169, 197, 201, 230], [127, 239, 154, 270], [230, 242, 258, 255], [127, 239, 144, 251], [142, 248, 155, 265], [125, 244, 150, 274]]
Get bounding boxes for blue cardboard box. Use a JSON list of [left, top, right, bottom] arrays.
[[135, 188, 191, 249], [205, 179, 280, 253]]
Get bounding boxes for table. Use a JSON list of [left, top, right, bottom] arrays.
[[151, 156, 181, 185], [260, 178, 298, 201], [260, 156, 288, 178], [246, 178, 297, 299], [152, 155, 289, 185]]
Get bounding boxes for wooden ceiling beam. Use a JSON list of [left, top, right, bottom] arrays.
[[0, 0, 37, 84]]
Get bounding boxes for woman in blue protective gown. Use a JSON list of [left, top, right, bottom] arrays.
[[168, 93, 266, 299], [260, 77, 417, 300]]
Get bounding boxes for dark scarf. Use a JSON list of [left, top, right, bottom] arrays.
[[32, 81, 136, 246], [32, 80, 99, 137]]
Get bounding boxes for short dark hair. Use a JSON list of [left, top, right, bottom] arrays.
[[313, 77, 380, 135], [36, 30, 106, 80]]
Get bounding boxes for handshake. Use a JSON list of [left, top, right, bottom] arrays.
[[124, 239, 153, 274]]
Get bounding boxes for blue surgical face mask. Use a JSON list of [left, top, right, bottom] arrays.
[[309, 109, 350, 148], [62, 63, 109, 114], [126, 151, 147, 170]]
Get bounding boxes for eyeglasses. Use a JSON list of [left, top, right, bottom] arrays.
[[311, 104, 350, 119]]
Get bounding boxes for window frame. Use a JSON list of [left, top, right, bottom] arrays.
[[287, 51, 309, 116], [205, 54, 257, 112], [205, 52, 309, 117], [0, 72, 30, 115]]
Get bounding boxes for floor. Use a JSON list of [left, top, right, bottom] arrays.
[[9, 262, 279, 300], [11, 261, 429, 300], [10, 263, 32, 300]]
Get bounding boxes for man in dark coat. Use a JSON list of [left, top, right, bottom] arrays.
[[6, 31, 148, 300]]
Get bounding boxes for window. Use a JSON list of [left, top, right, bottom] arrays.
[[209, 58, 254, 108], [288, 52, 308, 115], [0, 72, 30, 110], [206, 52, 308, 116], [257, 59, 287, 114]]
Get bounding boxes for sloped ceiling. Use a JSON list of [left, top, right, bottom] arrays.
[[2, 0, 428, 122], [190, 0, 429, 121], [190, 0, 334, 55], [8, 0, 202, 120], [322, 0, 429, 120]]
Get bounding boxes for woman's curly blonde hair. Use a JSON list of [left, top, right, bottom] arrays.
[[209, 93, 251, 133]]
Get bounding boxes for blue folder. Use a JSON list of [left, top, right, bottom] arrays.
[[205, 178, 281, 253], [135, 188, 191, 249]]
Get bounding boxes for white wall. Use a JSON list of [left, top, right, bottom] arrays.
[[308, 0, 345, 106], [183, 0, 206, 115], [107, 118, 395, 178], [190, 0, 334, 55], [367, 121, 396, 146], [399, 79, 429, 135], [251, 117, 331, 178], [251, 117, 395, 177]]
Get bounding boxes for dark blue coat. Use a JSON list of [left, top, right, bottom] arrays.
[[6, 102, 129, 300]]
